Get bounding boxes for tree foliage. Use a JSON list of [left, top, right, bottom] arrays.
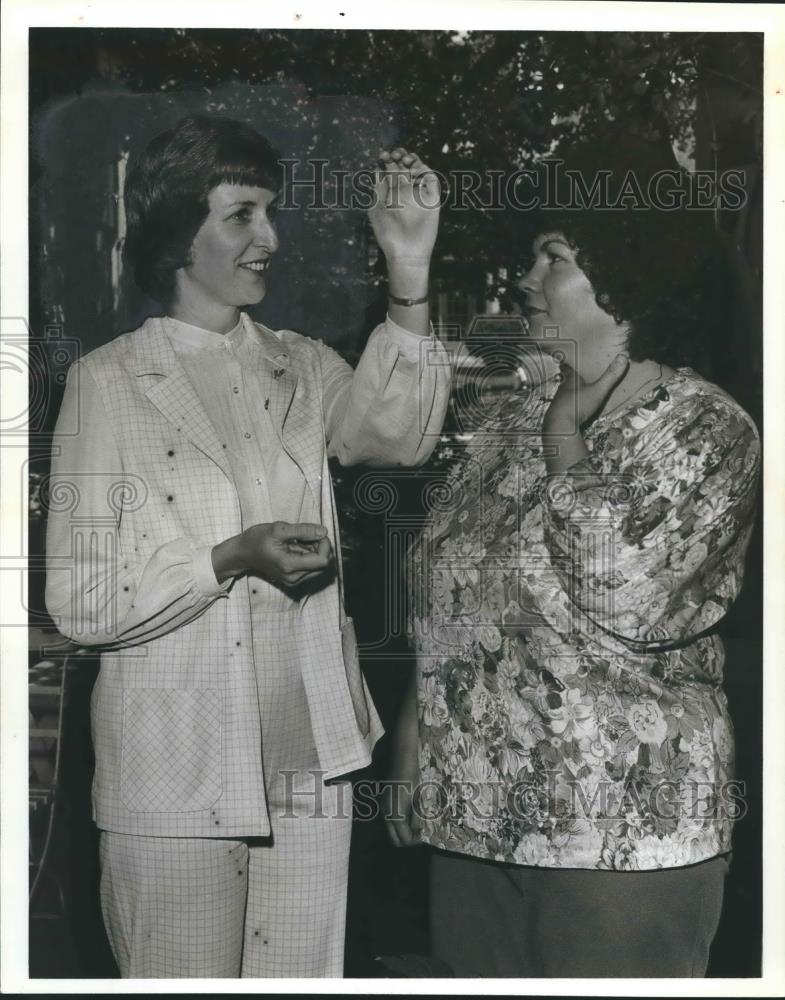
[[31, 26, 762, 408]]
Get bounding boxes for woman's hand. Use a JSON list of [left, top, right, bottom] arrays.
[[384, 670, 422, 848], [368, 147, 440, 269], [544, 354, 629, 474], [211, 521, 333, 587], [546, 354, 630, 429], [384, 733, 422, 848]]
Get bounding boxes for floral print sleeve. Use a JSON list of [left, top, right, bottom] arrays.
[[410, 369, 760, 871], [541, 388, 760, 650]]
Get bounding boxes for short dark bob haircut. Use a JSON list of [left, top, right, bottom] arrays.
[[124, 115, 282, 305], [513, 144, 734, 372]]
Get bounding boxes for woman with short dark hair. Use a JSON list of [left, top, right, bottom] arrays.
[[124, 115, 282, 305], [46, 114, 449, 978], [387, 162, 760, 977]]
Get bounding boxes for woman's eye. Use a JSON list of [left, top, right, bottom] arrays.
[[229, 210, 250, 223], [547, 252, 565, 264]]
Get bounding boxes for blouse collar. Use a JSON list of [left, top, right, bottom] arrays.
[[163, 313, 245, 354]]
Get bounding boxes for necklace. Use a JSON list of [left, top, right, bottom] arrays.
[[600, 362, 665, 418]]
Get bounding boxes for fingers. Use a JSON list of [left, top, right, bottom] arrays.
[[385, 816, 420, 848], [283, 566, 331, 587], [379, 147, 429, 181], [381, 776, 422, 848], [272, 521, 328, 543], [280, 544, 331, 575], [380, 147, 417, 166], [408, 804, 423, 841], [568, 353, 628, 424], [312, 535, 332, 561], [385, 818, 403, 848], [274, 529, 333, 586], [274, 522, 330, 557], [284, 537, 331, 559], [375, 148, 440, 216], [593, 353, 630, 396], [608, 353, 630, 376], [398, 814, 422, 847]]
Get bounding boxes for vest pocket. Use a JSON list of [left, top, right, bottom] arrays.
[[119, 688, 222, 812]]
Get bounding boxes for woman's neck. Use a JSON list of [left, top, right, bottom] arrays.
[[168, 296, 241, 335], [575, 324, 672, 418], [600, 358, 672, 418]]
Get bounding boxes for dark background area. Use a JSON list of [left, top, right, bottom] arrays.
[[27, 27, 762, 978]]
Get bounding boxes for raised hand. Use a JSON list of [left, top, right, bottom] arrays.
[[368, 147, 440, 267]]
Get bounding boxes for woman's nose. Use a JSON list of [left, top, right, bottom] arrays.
[[253, 219, 279, 253], [517, 267, 538, 295]]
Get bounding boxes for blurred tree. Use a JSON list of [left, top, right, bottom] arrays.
[[31, 28, 761, 356]]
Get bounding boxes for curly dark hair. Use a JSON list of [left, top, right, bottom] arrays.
[[123, 115, 282, 305], [513, 147, 734, 372]]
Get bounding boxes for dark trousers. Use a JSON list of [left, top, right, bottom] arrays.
[[430, 849, 729, 977]]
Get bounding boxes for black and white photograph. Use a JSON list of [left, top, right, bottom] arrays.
[[1, 0, 783, 992]]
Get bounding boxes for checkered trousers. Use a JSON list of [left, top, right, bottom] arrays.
[[99, 781, 351, 978]]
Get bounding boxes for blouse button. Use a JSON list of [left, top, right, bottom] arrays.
[[233, 386, 240, 394], [244, 432, 251, 440]]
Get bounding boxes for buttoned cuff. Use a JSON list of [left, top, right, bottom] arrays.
[[384, 313, 436, 358], [193, 544, 231, 597]]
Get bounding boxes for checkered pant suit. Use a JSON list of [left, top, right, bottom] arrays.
[[45, 313, 450, 976]]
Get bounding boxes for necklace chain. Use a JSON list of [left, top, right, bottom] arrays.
[[601, 362, 665, 418]]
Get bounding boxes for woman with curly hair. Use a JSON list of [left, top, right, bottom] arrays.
[[386, 159, 760, 977]]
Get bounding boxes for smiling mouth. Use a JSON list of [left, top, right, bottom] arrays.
[[239, 260, 271, 273]]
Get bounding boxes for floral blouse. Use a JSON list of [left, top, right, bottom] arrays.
[[409, 367, 760, 870]]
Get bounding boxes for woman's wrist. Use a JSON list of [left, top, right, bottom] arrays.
[[543, 396, 576, 430], [543, 404, 588, 472], [393, 670, 419, 746], [544, 431, 589, 474], [211, 532, 248, 583], [543, 415, 576, 437], [386, 259, 430, 300]]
